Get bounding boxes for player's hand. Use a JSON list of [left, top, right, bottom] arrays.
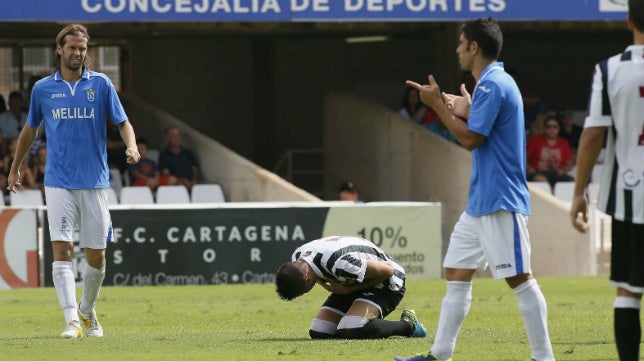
[[406, 75, 442, 108], [125, 146, 141, 164], [444, 83, 471, 119], [570, 194, 589, 233], [6, 169, 21, 193]]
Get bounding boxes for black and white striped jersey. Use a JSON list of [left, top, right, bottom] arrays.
[[292, 236, 405, 291], [585, 45, 644, 224]]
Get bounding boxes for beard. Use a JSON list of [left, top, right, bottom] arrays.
[[62, 55, 84, 72]]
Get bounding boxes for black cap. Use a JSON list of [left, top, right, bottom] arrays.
[[339, 181, 357, 192]]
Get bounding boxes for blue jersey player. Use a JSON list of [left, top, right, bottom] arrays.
[[7, 24, 141, 339], [399, 18, 555, 361]]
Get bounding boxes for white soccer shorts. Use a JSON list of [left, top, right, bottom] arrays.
[[443, 210, 532, 279], [45, 187, 113, 249]]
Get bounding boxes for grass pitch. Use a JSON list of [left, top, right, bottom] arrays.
[[0, 276, 618, 361]]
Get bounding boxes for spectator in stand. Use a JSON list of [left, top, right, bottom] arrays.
[[31, 145, 47, 198], [106, 120, 128, 173], [399, 86, 427, 124], [0, 91, 27, 140], [158, 126, 200, 191], [0, 130, 8, 193], [4, 138, 36, 191], [128, 138, 171, 192], [339, 181, 360, 202], [558, 108, 583, 158], [526, 114, 575, 190], [0, 94, 6, 114], [22, 75, 43, 112]]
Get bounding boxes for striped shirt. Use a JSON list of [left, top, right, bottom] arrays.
[[585, 45, 644, 224], [292, 236, 405, 292]]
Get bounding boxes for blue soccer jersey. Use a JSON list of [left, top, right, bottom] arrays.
[[465, 62, 531, 217], [27, 68, 127, 189]]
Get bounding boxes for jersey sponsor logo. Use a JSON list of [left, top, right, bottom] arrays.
[[477, 85, 492, 93], [50, 93, 67, 99], [85, 88, 96, 102], [51, 107, 96, 120]]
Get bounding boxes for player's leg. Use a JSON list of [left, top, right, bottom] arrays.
[[482, 211, 554, 361], [77, 188, 111, 337], [424, 212, 480, 360], [609, 220, 644, 361], [46, 186, 83, 338], [335, 287, 426, 339], [309, 306, 343, 339]]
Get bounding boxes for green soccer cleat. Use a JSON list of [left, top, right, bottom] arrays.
[[400, 309, 428, 338]]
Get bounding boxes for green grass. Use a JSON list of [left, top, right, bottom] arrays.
[[0, 276, 619, 361]]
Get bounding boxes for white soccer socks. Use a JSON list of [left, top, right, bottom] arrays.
[[430, 281, 473, 360], [52, 261, 79, 324], [80, 265, 105, 314], [514, 279, 555, 361]]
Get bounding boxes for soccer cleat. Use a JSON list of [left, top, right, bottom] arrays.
[[394, 353, 452, 361], [60, 320, 83, 339], [400, 309, 428, 338], [78, 307, 104, 337]]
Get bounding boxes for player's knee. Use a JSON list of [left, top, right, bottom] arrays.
[[335, 315, 372, 339], [309, 318, 337, 339]]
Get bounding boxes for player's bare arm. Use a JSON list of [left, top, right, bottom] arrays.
[[570, 126, 607, 233], [406, 75, 484, 150], [117, 120, 141, 164], [7, 125, 39, 193]]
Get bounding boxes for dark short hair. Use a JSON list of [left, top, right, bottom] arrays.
[[275, 262, 307, 301], [460, 17, 503, 60], [339, 181, 357, 193], [630, 0, 644, 32]]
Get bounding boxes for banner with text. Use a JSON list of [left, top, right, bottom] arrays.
[[42, 202, 441, 286], [0, 209, 39, 289], [1, 0, 627, 22]]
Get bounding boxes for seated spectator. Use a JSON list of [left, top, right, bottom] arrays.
[[339, 181, 360, 202], [0, 91, 27, 140], [158, 126, 200, 191], [31, 145, 47, 198], [106, 120, 128, 173], [4, 138, 35, 191], [0, 94, 6, 114], [558, 108, 582, 158], [398, 86, 427, 124], [426, 114, 456, 143], [128, 138, 172, 192], [526, 114, 574, 190]]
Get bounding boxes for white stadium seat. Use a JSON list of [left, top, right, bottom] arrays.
[[10, 189, 44, 206], [191, 184, 225, 203], [110, 168, 124, 195], [554, 181, 575, 203], [106, 187, 119, 205], [119, 186, 154, 205], [155, 185, 190, 204], [528, 181, 552, 195]]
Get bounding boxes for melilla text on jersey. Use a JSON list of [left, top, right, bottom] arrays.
[[51, 107, 96, 120]]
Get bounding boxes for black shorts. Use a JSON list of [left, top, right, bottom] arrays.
[[610, 219, 644, 289], [321, 283, 406, 318]]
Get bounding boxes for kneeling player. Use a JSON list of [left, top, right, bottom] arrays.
[[275, 235, 427, 339]]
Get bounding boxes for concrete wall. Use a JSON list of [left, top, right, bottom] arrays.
[[122, 96, 319, 202], [324, 93, 596, 276]]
